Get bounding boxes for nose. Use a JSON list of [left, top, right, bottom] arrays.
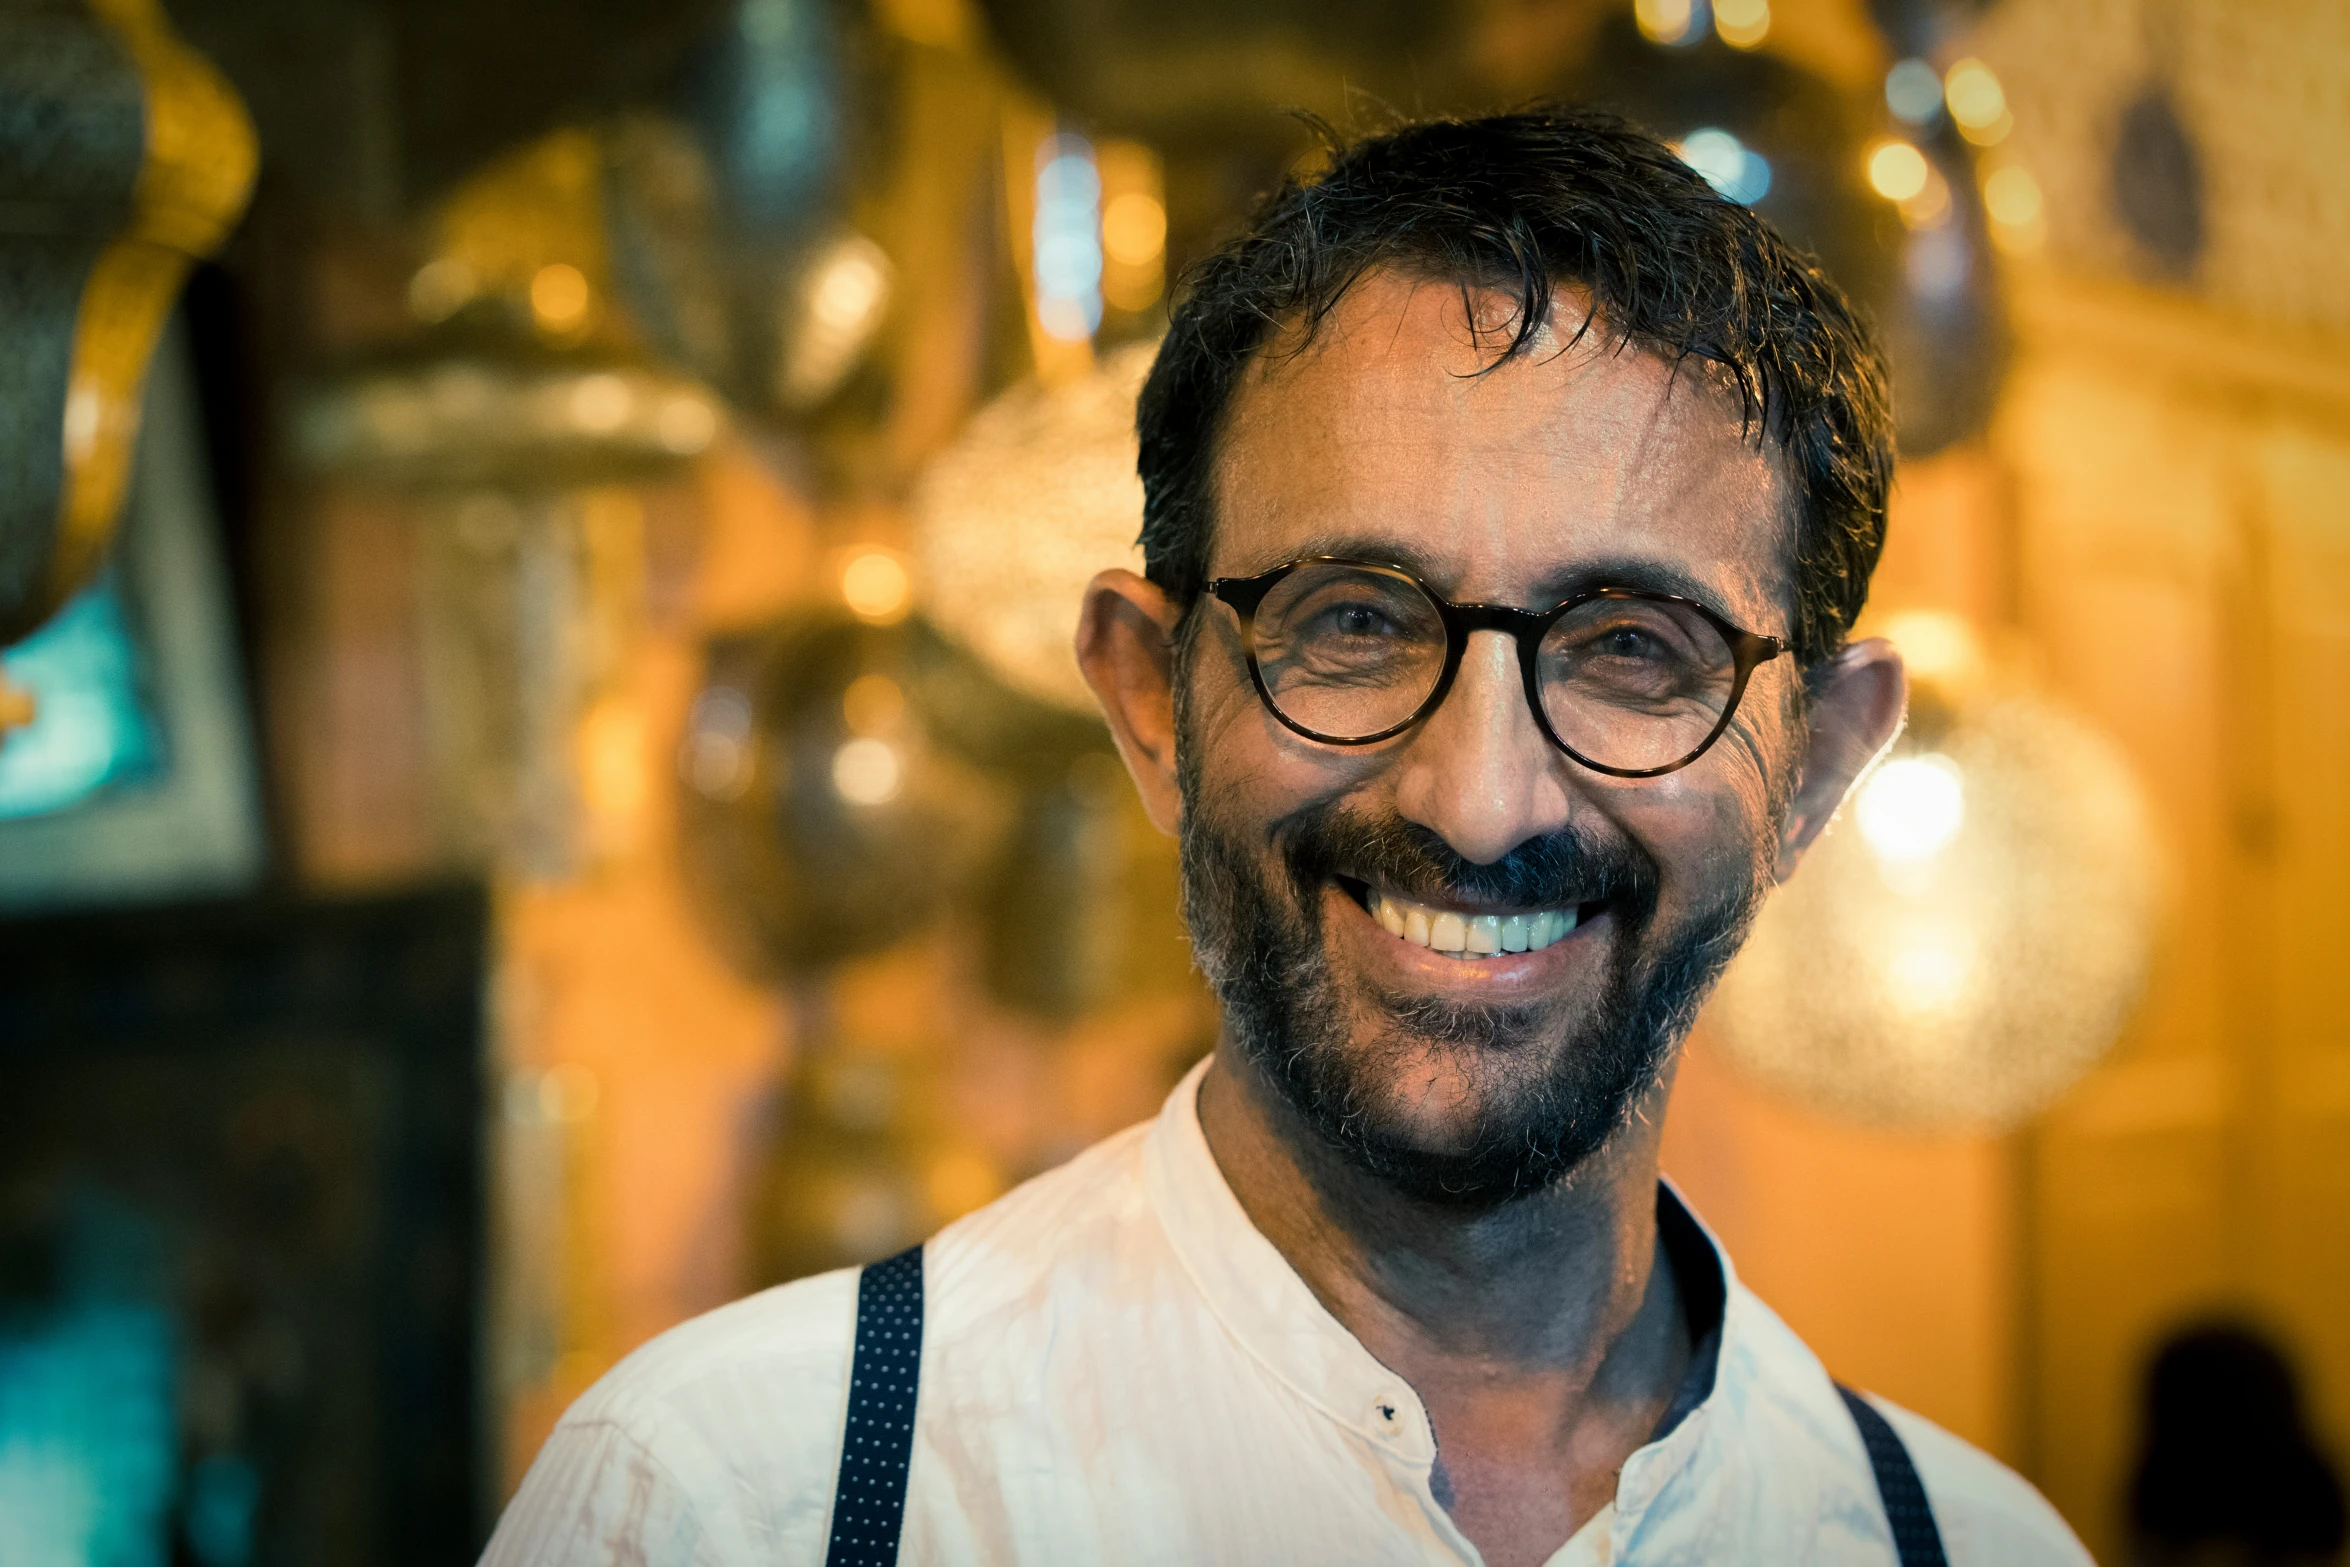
[[1389, 629, 1576, 865]]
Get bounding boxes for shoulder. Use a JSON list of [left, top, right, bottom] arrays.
[[1719, 1283, 2090, 1567], [925, 1118, 1158, 1335], [1873, 1399, 2094, 1567], [480, 1267, 861, 1566], [478, 1120, 1160, 1566]]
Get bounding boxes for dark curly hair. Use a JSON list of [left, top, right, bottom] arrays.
[[1136, 107, 1894, 671]]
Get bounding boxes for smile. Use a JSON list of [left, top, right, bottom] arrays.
[[1360, 888, 1583, 960]]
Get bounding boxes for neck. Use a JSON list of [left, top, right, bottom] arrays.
[[1196, 1042, 1692, 1565]]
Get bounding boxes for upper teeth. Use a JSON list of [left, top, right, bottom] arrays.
[[1368, 892, 1579, 958]]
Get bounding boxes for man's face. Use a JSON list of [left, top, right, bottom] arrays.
[[1174, 272, 1804, 1204]]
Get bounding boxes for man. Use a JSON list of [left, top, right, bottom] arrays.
[[483, 110, 2089, 1566]]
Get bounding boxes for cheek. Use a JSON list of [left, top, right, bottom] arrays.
[[1182, 647, 1377, 821], [1608, 757, 1780, 907]]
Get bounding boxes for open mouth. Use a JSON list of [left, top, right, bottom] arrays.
[[1339, 878, 1596, 961]]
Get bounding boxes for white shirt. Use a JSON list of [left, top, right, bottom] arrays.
[[483, 1060, 2090, 1566]]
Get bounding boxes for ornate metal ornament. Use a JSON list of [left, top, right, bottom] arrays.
[[0, 0, 256, 647]]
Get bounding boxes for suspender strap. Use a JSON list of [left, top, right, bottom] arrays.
[[824, 1245, 926, 1567], [1837, 1383, 1950, 1567], [817, 1255, 1942, 1567]]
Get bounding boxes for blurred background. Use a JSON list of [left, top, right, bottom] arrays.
[[0, 0, 2344, 1561]]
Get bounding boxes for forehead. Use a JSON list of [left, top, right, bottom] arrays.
[[1211, 269, 1793, 632]]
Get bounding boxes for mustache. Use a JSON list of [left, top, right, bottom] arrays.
[[1273, 799, 1660, 917]]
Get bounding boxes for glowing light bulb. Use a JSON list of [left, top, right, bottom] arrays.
[[1856, 754, 1966, 861]]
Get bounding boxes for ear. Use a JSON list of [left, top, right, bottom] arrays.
[[1776, 636, 1907, 880], [1076, 568, 1186, 835]]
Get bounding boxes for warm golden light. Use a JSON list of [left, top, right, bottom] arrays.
[[539, 1063, 601, 1123], [1879, 608, 1984, 687], [1868, 140, 1931, 202], [567, 372, 633, 434], [1885, 924, 1973, 1018], [529, 262, 592, 334], [655, 394, 719, 455], [1944, 59, 2006, 129], [831, 737, 904, 806], [1945, 58, 2012, 146], [1634, 0, 1698, 45], [580, 696, 648, 854], [1096, 140, 1166, 314], [1855, 755, 1966, 862], [1713, 0, 1769, 50], [1898, 166, 1953, 230], [840, 548, 914, 624], [784, 234, 894, 408], [1101, 191, 1166, 269], [1712, 683, 2161, 1130], [409, 257, 476, 322], [1981, 162, 2048, 264], [842, 673, 907, 735], [911, 342, 1153, 711]]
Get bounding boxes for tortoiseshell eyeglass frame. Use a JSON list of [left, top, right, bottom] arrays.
[[1205, 556, 1786, 779]]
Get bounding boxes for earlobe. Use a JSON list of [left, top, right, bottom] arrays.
[[1775, 636, 1907, 880], [1075, 569, 1187, 835]]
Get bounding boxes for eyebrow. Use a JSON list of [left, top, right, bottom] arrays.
[[1222, 530, 1773, 630]]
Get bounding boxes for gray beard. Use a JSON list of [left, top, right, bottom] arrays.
[[1175, 734, 1770, 1208]]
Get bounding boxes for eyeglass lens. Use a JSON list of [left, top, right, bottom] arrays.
[[1247, 562, 1744, 772]]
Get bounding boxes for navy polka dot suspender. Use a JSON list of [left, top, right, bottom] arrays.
[[1838, 1383, 1952, 1567], [823, 1245, 925, 1567], [819, 1245, 1948, 1567]]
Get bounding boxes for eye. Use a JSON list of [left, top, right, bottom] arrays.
[[1598, 625, 1663, 659], [1328, 602, 1396, 637]]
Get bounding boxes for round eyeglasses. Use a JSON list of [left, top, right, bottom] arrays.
[[1207, 557, 1786, 779]]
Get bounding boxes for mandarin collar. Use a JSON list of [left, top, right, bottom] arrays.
[[1140, 1057, 1742, 1507]]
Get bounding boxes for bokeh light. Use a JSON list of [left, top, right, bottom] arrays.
[[1944, 58, 2013, 146], [528, 262, 591, 335], [1885, 58, 1943, 126], [1101, 192, 1165, 270], [1982, 163, 2048, 255], [1033, 135, 1103, 342], [912, 341, 1153, 711], [839, 548, 913, 624], [1712, 0, 1768, 50], [1676, 127, 1772, 205], [1634, 0, 1700, 47], [782, 233, 893, 408], [1855, 754, 1966, 862], [1711, 683, 2161, 1130], [841, 673, 906, 735], [1867, 139, 1931, 202], [830, 737, 903, 806]]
